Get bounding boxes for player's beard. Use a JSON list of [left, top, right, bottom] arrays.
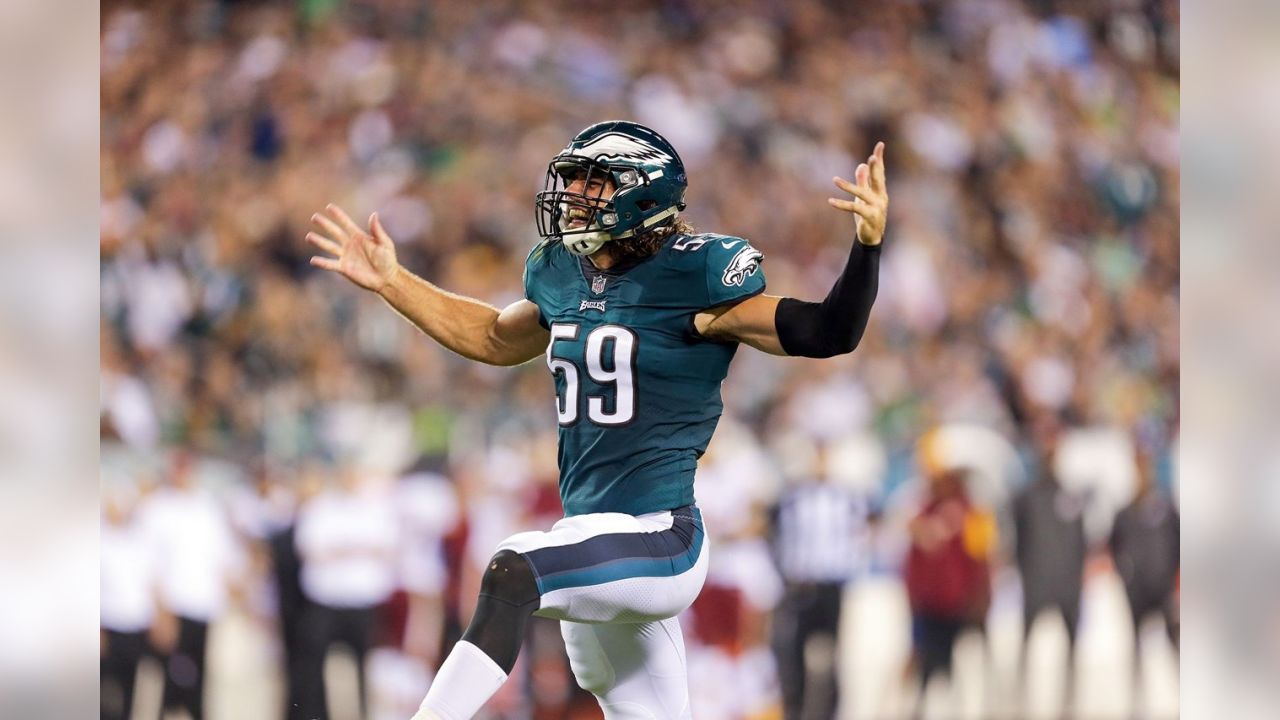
[[609, 219, 696, 263]]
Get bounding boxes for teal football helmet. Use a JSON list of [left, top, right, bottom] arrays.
[[535, 121, 688, 255]]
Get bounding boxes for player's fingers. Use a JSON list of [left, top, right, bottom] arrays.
[[833, 177, 878, 204], [830, 198, 885, 227], [869, 160, 886, 193], [828, 197, 875, 218], [369, 212, 392, 246], [310, 256, 340, 272], [855, 163, 870, 187], [311, 213, 346, 243], [305, 232, 342, 257], [325, 203, 365, 239], [870, 143, 887, 191]]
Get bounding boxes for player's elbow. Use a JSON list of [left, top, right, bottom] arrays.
[[483, 338, 541, 367], [479, 325, 523, 367], [774, 298, 865, 358], [792, 331, 860, 359], [477, 344, 524, 367], [828, 331, 862, 357], [489, 352, 531, 367]]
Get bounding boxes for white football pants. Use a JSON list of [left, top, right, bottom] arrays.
[[496, 505, 709, 717]]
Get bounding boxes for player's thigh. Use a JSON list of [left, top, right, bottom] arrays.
[[496, 507, 709, 624], [540, 545, 709, 624], [561, 618, 692, 720]]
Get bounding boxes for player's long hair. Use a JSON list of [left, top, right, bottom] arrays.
[[610, 218, 697, 263]]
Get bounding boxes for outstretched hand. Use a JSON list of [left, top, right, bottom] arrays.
[[828, 141, 888, 247], [306, 204, 400, 293]]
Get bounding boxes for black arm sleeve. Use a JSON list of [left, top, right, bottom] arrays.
[[774, 240, 880, 358]]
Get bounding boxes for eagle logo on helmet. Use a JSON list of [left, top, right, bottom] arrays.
[[573, 132, 674, 165], [722, 246, 764, 287]]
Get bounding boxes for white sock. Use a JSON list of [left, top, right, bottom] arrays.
[[411, 641, 508, 720]]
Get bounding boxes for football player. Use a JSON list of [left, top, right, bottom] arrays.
[[306, 121, 887, 719]]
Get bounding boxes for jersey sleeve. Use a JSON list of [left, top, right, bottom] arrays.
[[523, 241, 552, 329], [702, 235, 766, 309]]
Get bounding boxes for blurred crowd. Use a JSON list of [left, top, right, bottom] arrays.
[[100, 0, 1179, 718]]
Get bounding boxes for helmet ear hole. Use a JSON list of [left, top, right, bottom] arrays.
[[637, 200, 657, 211]]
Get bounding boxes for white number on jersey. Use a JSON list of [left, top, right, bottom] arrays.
[[547, 323, 638, 426], [546, 324, 581, 425], [671, 235, 711, 251]]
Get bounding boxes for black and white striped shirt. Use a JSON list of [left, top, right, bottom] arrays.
[[769, 482, 875, 584]]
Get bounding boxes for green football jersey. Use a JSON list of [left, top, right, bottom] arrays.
[[523, 232, 766, 517]]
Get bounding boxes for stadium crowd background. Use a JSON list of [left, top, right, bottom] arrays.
[[100, 0, 1179, 718]]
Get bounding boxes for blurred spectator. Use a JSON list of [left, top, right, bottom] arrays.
[[293, 464, 399, 720], [395, 464, 460, 665], [228, 462, 300, 633], [138, 451, 244, 720], [688, 425, 783, 718], [365, 464, 461, 718], [230, 461, 298, 542], [903, 467, 995, 714], [1011, 420, 1088, 716], [231, 463, 310, 719], [100, 483, 154, 720], [1110, 448, 1180, 715], [767, 440, 876, 720]]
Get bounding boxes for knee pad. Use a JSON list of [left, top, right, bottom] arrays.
[[460, 550, 541, 674], [478, 550, 540, 608]]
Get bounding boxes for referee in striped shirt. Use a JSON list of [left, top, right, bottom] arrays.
[[768, 441, 878, 720]]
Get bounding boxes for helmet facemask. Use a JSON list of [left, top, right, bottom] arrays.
[[535, 157, 630, 256], [535, 121, 689, 256]]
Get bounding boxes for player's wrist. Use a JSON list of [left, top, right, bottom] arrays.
[[375, 264, 407, 298]]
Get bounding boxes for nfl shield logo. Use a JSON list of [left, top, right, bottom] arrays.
[[591, 275, 607, 294]]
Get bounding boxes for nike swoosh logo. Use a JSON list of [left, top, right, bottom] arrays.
[[720, 240, 740, 249]]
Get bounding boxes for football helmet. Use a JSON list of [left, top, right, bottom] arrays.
[[535, 120, 687, 255]]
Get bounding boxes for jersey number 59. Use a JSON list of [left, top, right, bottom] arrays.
[[546, 323, 637, 426]]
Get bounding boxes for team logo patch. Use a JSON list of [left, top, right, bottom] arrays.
[[591, 275, 607, 294], [721, 246, 763, 287], [572, 132, 674, 164], [579, 299, 607, 312]]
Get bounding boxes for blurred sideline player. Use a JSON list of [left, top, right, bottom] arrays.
[[306, 121, 889, 718]]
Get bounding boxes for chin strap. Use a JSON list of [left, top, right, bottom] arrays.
[[564, 231, 610, 256]]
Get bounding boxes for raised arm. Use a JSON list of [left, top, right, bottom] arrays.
[[307, 204, 548, 366], [695, 142, 887, 357]]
